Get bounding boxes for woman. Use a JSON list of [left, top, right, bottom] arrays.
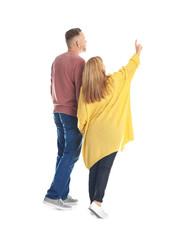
[[77, 40, 142, 218]]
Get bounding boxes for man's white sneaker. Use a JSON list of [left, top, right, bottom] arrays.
[[43, 197, 72, 210], [62, 195, 78, 206], [89, 202, 108, 219]]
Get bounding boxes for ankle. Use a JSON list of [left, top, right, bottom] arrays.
[[94, 200, 101, 207]]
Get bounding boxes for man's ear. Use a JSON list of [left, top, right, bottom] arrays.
[[76, 40, 80, 48]]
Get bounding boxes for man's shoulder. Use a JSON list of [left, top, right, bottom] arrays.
[[54, 52, 68, 62], [68, 52, 85, 64], [55, 52, 85, 62], [53, 52, 85, 66]]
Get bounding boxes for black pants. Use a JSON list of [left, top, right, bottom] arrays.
[[89, 151, 118, 203]]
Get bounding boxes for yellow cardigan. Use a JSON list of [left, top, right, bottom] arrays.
[[77, 53, 140, 169]]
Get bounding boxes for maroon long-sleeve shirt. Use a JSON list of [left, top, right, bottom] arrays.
[[50, 52, 85, 117]]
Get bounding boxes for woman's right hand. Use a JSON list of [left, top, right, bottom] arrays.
[[135, 40, 143, 56]]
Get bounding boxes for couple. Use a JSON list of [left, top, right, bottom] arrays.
[[43, 28, 142, 219]]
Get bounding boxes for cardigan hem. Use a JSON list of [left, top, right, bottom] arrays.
[[84, 147, 120, 169]]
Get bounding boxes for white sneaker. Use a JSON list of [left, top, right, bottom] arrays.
[[89, 202, 108, 219]]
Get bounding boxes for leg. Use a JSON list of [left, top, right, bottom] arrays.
[[93, 151, 118, 203], [54, 113, 70, 198], [46, 113, 83, 200], [54, 113, 65, 169], [89, 161, 99, 203]]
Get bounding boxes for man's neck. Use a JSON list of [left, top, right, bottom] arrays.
[[67, 48, 80, 55]]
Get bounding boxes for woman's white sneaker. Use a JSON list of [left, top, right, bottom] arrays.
[[89, 201, 108, 219]]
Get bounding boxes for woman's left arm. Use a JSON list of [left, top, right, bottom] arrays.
[[77, 88, 87, 135]]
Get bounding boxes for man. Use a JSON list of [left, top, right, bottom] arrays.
[[43, 28, 87, 210]]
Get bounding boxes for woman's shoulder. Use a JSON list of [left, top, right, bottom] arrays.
[[108, 66, 125, 80]]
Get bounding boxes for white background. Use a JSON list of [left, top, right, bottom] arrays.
[[0, 0, 184, 239]]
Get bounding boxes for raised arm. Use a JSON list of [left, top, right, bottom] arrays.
[[109, 40, 142, 83], [124, 40, 142, 82]]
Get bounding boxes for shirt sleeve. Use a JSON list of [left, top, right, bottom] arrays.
[[74, 59, 86, 106], [109, 53, 140, 85], [77, 88, 87, 135], [50, 63, 54, 96], [124, 53, 140, 84]]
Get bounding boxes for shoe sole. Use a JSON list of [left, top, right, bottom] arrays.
[[43, 200, 72, 211], [88, 207, 103, 218], [89, 207, 108, 219], [63, 201, 78, 206]]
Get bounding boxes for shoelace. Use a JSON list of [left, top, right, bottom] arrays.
[[59, 199, 64, 204]]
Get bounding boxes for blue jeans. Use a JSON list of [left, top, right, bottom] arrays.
[[89, 151, 118, 203], [46, 113, 83, 200]]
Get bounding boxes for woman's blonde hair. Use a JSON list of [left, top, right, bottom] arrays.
[[82, 56, 112, 103]]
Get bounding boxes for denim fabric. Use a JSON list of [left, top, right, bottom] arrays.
[[46, 113, 83, 200], [89, 151, 118, 203]]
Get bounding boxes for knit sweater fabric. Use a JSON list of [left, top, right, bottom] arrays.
[[50, 52, 85, 116], [77, 53, 140, 169]]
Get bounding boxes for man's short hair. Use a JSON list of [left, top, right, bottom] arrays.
[[65, 28, 82, 47]]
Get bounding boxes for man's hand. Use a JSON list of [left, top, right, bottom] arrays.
[[135, 40, 143, 56]]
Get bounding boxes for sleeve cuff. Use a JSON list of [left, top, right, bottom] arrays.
[[133, 53, 140, 66]]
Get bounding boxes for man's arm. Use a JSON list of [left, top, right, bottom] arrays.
[[74, 59, 85, 106]]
